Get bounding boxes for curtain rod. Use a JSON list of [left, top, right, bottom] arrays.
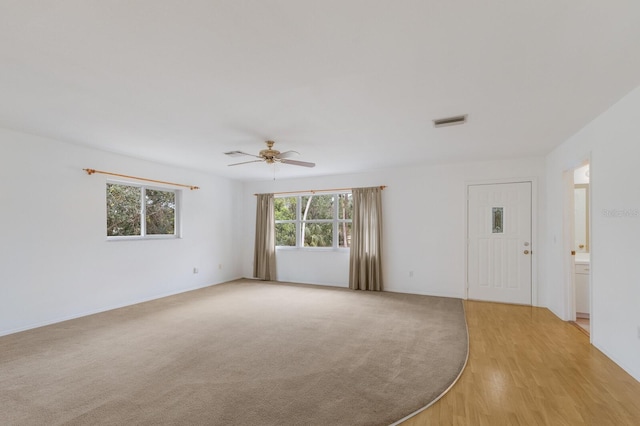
[[254, 185, 386, 196], [83, 169, 200, 190]]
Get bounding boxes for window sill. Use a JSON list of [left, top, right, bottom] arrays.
[[107, 235, 181, 242], [275, 246, 350, 252]]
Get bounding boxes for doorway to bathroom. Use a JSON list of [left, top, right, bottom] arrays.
[[571, 163, 591, 335]]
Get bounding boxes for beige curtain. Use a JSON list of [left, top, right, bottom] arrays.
[[349, 187, 383, 291], [254, 193, 276, 281]]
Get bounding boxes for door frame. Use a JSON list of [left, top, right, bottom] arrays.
[[465, 177, 539, 306], [562, 169, 577, 321]]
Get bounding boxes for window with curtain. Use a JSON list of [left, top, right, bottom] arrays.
[[274, 193, 353, 249]]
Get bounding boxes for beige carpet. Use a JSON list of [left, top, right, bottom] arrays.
[[0, 280, 468, 425]]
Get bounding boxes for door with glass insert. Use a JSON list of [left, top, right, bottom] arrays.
[[467, 182, 532, 304]]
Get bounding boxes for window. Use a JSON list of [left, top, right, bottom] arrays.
[[275, 192, 352, 248], [106, 183, 179, 239], [492, 207, 504, 234]]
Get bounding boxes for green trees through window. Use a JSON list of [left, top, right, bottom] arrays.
[[275, 193, 352, 248], [107, 184, 141, 236], [145, 189, 177, 235], [107, 183, 178, 238], [274, 196, 297, 246]]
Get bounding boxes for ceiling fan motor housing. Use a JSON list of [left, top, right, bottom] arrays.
[[259, 140, 280, 163]]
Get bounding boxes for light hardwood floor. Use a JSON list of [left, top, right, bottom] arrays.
[[402, 301, 640, 426]]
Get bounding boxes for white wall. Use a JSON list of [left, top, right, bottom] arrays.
[[0, 128, 243, 336], [242, 157, 546, 301], [545, 85, 640, 381]]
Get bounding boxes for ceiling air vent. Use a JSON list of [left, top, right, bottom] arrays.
[[433, 114, 468, 128]]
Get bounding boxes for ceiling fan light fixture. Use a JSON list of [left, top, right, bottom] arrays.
[[433, 114, 468, 128], [226, 141, 315, 168]]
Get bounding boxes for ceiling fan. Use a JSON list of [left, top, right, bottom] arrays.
[[225, 140, 316, 168]]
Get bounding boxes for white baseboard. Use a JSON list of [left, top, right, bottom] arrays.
[[0, 277, 242, 337], [383, 286, 464, 299], [592, 341, 640, 383]]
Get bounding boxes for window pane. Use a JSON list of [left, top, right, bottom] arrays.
[[275, 223, 296, 246], [303, 222, 333, 247], [338, 222, 352, 248], [146, 189, 176, 235], [301, 194, 333, 220], [492, 207, 504, 234], [338, 193, 353, 220], [107, 184, 141, 236], [275, 197, 297, 220]]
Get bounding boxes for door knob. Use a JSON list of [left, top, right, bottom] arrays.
[[524, 250, 530, 255]]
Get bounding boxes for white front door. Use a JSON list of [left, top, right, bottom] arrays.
[[467, 182, 532, 305]]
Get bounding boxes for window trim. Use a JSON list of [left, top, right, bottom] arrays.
[[106, 180, 182, 241], [274, 191, 352, 250]]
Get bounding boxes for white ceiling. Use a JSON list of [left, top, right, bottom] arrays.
[[1, 1, 639, 181]]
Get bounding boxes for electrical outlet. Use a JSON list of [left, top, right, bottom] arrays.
[[637, 326, 640, 340], [409, 271, 414, 278], [193, 267, 198, 274], [218, 264, 223, 270]]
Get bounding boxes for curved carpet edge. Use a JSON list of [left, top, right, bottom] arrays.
[[390, 301, 470, 426]]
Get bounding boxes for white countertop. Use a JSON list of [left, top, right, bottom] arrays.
[[575, 252, 590, 265]]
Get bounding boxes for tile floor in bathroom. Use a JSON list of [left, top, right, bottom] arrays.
[[573, 317, 590, 335]]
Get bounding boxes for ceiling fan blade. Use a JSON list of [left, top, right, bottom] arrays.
[[228, 159, 264, 167], [280, 159, 316, 168], [240, 151, 263, 158], [276, 150, 300, 159], [226, 151, 262, 158]]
